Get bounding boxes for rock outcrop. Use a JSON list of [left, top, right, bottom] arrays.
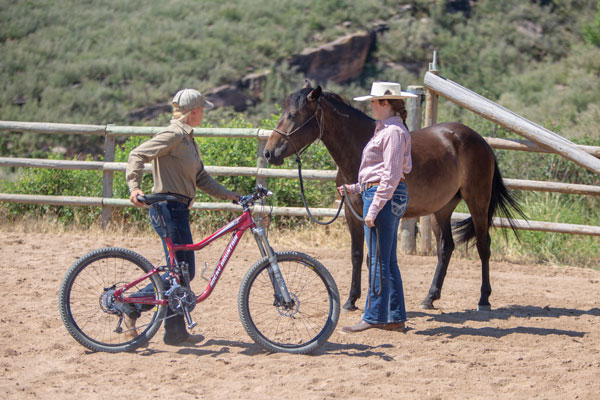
[[205, 84, 253, 112], [127, 30, 380, 119], [289, 30, 376, 84]]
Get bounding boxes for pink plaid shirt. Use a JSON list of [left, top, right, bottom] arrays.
[[346, 116, 412, 219]]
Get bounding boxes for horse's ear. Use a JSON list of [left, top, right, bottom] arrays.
[[303, 80, 313, 89], [307, 86, 322, 102]]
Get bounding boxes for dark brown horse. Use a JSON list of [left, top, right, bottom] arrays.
[[264, 82, 525, 312]]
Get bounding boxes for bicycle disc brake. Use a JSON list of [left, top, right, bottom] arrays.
[[274, 292, 299, 317]]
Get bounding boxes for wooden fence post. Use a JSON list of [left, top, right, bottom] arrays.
[[400, 85, 424, 254], [420, 53, 439, 255], [102, 128, 115, 229], [256, 135, 267, 188], [256, 132, 268, 228]]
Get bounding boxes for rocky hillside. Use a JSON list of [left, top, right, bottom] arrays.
[[1, 0, 599, 157]]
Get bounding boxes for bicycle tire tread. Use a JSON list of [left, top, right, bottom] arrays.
[[237, 251, 340, 354], [58, 247, 166, 353]]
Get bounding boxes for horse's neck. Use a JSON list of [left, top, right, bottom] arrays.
[[321, 103, 374, 183]]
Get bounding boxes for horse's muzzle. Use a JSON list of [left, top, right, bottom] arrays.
[[263, 148, 284, 166]]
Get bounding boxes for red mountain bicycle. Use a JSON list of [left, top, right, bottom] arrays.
[[59, 186, 340, 354]]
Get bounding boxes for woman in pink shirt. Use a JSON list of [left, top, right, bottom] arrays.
[[337, 82, 415, 333]]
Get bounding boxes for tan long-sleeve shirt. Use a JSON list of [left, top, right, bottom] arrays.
[[126, 119, 234, 206]]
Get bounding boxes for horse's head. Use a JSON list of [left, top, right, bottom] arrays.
[[264, 81, 323, 166]]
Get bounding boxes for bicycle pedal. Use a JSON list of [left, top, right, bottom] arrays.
[[200, 262, 211, 281], [187, 321, 198, 330]]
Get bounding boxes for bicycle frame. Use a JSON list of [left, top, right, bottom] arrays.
[[59, 184, 340, 354], [114, 203, 289, 308]]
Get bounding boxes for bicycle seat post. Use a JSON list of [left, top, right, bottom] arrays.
[[150, 203, 169, 240]]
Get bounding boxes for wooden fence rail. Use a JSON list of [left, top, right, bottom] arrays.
[[424, 71, 600, 175], [2, 158, 599, 196], [2, 99, 600, 239]]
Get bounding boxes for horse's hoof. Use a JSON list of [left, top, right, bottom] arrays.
[[342, 302, 359, 312], [419, 303, 435, 310], [477, 305, 492, 311]]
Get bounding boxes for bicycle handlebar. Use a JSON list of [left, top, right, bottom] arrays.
[[236, 184, 272, 209]]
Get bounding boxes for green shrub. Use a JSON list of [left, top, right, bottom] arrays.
[[0, 112, 337, 230], [583, 1, 600, 47], [0, 153, 103, 225]]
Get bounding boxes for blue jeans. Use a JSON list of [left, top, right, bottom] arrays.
[[362, 183, 409, 324], [149, 201, 195, 281], [125, 201, 196, 319]]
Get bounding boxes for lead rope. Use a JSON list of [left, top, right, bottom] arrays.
[[296, 156, 344, 225], [275, 96, 382, 296], [293, 101, 345, 226], [342, 186, 382, 298]]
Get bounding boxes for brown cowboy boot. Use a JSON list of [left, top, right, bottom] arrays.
[[122, 313, 139, 340]]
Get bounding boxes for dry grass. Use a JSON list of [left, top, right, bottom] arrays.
[[0, 215, 353, 252], [0, 215, 425, 262], [0, 215, 533, 265]]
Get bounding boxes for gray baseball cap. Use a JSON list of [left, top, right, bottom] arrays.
[[172, 88, 214, 111]]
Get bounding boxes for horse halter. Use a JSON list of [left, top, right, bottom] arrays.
[[271, 94, 360, 227], [272, 98, 325, 158]]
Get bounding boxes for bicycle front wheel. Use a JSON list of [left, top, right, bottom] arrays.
[[238, 251, 340, 354], [59, 247, 167, 353]]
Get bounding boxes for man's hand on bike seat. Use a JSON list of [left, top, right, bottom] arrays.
[[130, 189, 145, 207]]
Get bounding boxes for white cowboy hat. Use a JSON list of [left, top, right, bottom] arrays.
[[353, 82, 417, 101]]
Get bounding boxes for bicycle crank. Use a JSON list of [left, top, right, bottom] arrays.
[[168, 286, 198, 329]]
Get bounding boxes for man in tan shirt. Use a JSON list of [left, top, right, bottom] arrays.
[[125, 88, 239, 345], [126, 119, 235, 206]]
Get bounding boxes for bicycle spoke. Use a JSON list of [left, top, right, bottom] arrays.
[[59, 248, 166, 353], [239, 251, 339, 354]]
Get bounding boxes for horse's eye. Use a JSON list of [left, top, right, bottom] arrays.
[[287, 113, 296, 120]]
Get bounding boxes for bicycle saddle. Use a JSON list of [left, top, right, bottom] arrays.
[[137, 194, 182, 205]]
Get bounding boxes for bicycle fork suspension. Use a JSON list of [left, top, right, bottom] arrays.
[[252, 227, 293, 306]]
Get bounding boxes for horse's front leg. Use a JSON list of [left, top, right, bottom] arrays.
[[343, 199, 364, 311]]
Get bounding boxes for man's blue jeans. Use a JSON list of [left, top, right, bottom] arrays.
[[149, 201, 195, 281], [125, 201, 195, 319], [362, 183, 409, 324]]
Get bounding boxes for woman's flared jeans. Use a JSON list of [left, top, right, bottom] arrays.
[[362, 183, 409, 324]]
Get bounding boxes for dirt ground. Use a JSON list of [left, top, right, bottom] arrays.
[[1, 229, 599, 399]]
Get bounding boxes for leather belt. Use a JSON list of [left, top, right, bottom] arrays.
[[166, 192, 192, 206], [363, 181, 380, 191], [361, 177, 405, 192]]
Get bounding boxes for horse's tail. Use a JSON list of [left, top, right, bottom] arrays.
[[453, 159, 527, 245]]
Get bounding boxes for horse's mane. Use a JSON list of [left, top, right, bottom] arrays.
[[287, 87, 360, 115], [322, 91, 353, 108], [322, 91, 373, 123], [284, 87, 373, 129]]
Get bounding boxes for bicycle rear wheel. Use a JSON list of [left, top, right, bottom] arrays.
[[59, 247, 166, 353], [238, 251, 340, 354]]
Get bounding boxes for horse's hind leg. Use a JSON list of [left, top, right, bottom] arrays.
[[461, 188, 493, 310], [421, 198, 460, 310], [470, 209, 492, 310]]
